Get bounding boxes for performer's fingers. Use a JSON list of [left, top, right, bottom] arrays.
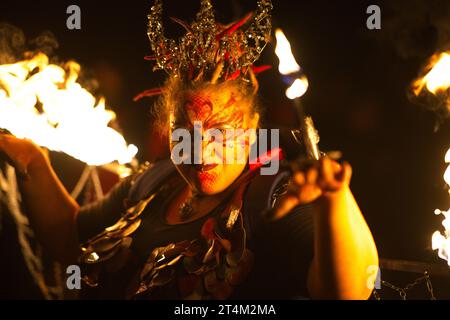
[[339, 161, 353, 183], [287, 181, 301, 194], [268, 193, 299, 220], [320, 157, 345, 191], [292, 171, 305, 186], [297, 185, 322, 204], [319, 157, 334, 182], [290, 158, 317, 173], [305, 167, 318, 185], [331, 160, 342, 173]]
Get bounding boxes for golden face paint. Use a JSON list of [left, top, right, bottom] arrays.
[[169, 85, 255, 194]]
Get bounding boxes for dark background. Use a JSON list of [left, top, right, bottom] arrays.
[[1, 0, 449, 287]]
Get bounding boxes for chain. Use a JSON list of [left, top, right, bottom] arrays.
[[424, 272, 436, 300], [372, 271, 437, 300], [372, 288, 381, 300]]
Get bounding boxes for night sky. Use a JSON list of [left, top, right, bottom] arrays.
[[1, 0, 450, 266]]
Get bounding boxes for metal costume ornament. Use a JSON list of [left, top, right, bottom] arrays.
[[136, 0, 273, 100]]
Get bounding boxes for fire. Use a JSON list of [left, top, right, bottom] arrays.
[[412, 51, 450, 266], [432, 148, 450, 266], [445, 148, 450, 186], [413, 51, 450, 97], [285, 77, 309, 100], [0, 53, 138, 166], [274, 28, 309, 100], [275, 29, 300, 75]]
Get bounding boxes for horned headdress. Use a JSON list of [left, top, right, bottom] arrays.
[[135, 0, 273, 100]]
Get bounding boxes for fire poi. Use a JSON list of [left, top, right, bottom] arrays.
[[0, 53, 138, 166], [274, 28, 320, 161], [412, 51, 450, 267]]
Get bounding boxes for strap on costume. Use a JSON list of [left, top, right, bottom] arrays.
[[242, 168, 291, 240], [127, 159, 176, 207]]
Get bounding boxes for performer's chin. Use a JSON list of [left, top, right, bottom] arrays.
[[192, 166, 221, 195]]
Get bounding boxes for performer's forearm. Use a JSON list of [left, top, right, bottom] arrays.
[[307, 186, 378, 299], [18, 152, 81, 264]]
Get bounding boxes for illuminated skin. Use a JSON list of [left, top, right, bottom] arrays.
[[169, 85, 258, 195]]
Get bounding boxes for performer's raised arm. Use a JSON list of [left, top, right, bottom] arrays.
[[0, 134, 81, 263], [270, 157, 379, 299]]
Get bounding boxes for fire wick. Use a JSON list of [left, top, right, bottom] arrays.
[[293, 95, 320, 160]]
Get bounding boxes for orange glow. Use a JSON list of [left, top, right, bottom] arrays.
[[274, 29, 309, 100], [0, 53, 138, 166]]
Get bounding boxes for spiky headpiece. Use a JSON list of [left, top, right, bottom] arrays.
[[135, 0, 273, 100]]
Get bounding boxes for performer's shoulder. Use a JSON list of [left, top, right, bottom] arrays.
[[127, 159, 176, 204]]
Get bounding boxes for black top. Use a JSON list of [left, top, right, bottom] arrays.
[[77, 165, 314, 300]]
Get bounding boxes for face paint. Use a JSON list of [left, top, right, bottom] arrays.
[[169, 85, 256, 195], [178, 93, 244, 130], [183, 94, 213, 124], [206, 96, 244, 129]]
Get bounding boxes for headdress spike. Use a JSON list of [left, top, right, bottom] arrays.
[[145, 0, 272, 85]]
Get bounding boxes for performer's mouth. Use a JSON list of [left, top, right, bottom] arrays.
[[193, 164, 218, 172]]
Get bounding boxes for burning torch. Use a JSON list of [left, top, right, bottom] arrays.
[[274, 29, 320, 160], [0, 53, 138, 201], [412, 51, 450, 266]]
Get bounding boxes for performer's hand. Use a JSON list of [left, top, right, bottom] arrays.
[[267, 157, 352, 220], [0, 133, 47, 179]]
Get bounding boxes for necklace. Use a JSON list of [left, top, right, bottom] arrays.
[[179, 193, 198, 221], [179, 200, 193, 221]]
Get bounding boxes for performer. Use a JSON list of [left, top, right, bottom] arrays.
[[0, 0, 378, 299]]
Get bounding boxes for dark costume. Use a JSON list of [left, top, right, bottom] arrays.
[[77, 160, 314, 299]]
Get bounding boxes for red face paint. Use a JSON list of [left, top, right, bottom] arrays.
[[171, 86, 253, 194], [198, 171, 219, 189], [183, 94, 213, 124]]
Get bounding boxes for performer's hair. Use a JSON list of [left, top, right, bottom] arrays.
[[152, 78, 261, 136]]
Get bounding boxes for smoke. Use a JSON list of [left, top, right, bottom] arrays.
[[0, 23, 25, 64], [409, 52, 450, 129], [28, 30, 59, 57], [0, 22, 100, 95], [378, 1, 450, 127], [0, 23, 59, 64], [379, 0, 450, 60]]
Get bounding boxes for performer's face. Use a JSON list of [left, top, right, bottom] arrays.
[[169, 85, 259, 194]]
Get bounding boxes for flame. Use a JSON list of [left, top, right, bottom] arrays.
[[413, 52, 450, 96], [0, 53, 138, 166], [445, 148, 450, 186], [275, 29, 300, 75], [432, 148, 450, 266], [274, 29, 309, 100], [286, 77, 309, 100], [413, 52, 450, 265]]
